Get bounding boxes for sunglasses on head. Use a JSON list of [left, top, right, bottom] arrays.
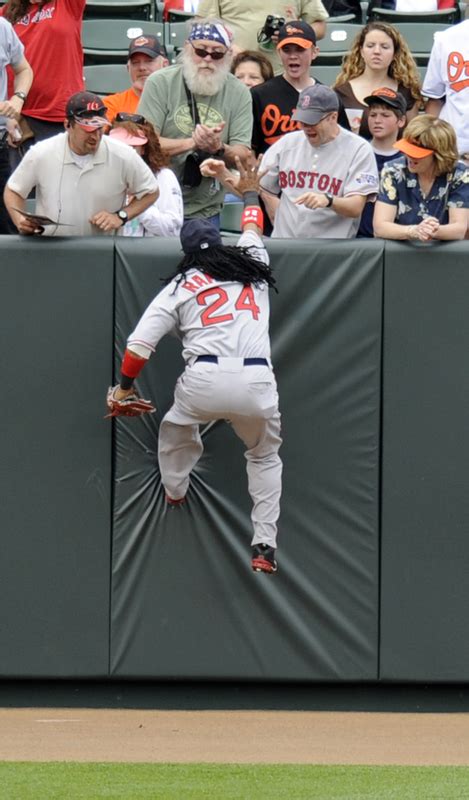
[[189, 40, 226, 60], [115, 112, 146, 124]]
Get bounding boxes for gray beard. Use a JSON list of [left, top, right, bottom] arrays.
[[181, 51, 230, 96]]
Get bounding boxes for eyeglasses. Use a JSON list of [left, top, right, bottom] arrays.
[[115, 112, 146, 124], [189, 40, 226, 60]]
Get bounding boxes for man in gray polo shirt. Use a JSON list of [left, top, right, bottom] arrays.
[[260, 85, 379, 238]]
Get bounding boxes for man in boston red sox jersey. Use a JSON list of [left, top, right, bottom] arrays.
[[107, 177, 282, 575], [260, 84, 379, 238]]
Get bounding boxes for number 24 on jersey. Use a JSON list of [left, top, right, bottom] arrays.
[[197, 286, 261, 327]]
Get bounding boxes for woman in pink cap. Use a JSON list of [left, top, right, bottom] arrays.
[[109, 115, 183, 237], [373, 114, 469, 241]]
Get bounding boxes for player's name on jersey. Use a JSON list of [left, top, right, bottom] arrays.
[[180, 271, 216, 294]]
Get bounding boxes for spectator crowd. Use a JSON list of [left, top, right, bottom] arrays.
[[0, 0, 468, 240]]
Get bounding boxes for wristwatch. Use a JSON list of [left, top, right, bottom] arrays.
[[117, 209, 128, 225], [13, 91, 27, 102], [325, 194, 334, 208]]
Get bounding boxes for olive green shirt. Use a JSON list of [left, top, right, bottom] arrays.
[[138, 65, 252, 219]]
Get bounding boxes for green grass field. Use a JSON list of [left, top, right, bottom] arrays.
[[1, 763, 469, 800]]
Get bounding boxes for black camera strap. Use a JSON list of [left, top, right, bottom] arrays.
[[183, 78, 201, 127]]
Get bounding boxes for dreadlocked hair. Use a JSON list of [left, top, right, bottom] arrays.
[[164, 245, 277, 292]]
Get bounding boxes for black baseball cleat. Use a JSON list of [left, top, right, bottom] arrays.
[[251, 544, 278, 574], [165, 494, 186, 508]]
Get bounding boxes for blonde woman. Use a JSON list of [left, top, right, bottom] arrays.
[[373, 115, 469, 241], [333, 21, 421, 138]]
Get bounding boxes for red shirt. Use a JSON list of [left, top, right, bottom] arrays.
[[0, 0, 85, 121]]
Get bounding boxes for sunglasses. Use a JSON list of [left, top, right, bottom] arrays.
[[73, 115, 107, 131], [115, 112, 146, 124], [189, 40, 226, 60]]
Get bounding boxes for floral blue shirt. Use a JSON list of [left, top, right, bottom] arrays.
[[378, 156, 469, 225]]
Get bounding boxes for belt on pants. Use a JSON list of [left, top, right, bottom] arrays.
[[195, 355, 268, 366]]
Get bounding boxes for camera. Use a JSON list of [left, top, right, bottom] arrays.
[[182, 149, 211, 189], [257, 15, 286, 48]]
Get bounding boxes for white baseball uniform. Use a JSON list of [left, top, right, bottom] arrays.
[[127, 230, 282, 548], [260, 128, 379, 238], [422, 20, 469, 156]]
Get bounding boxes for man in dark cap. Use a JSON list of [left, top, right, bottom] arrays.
[[4, 91, 158, 236], [106, 164, 282, 575], [103, 34, 169, 123], [260, 83, 378, 238]]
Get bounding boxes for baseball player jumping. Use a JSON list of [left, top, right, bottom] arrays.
[[106, 163, 282, 575]]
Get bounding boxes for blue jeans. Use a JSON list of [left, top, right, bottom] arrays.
[[0, 138, 15, 234]]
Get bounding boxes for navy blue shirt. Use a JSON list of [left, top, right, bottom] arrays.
[[357, 150, 400, 238], [377, 156, 469, 225]]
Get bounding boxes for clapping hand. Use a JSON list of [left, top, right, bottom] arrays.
[[193, 122, 226, 153]]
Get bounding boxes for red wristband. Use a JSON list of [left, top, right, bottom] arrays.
[[241, 206, 264, 232], [121, 348, 147, 379]]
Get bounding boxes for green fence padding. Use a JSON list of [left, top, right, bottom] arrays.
[[0, 237, 114, 677], [380, 242, 469, 681], [111, 238, 383, 680]]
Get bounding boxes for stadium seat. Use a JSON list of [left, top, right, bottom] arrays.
[[165, 21, 188, 52], [327, 12, 359, 22], [83, 64, 130, 95], [82, 19, 164, 64], [84, 0, 153, 20], [220, 202, 243, 233], [368, 7, 460, 24], [310, 64, 343, 85], [389, 22, 451, 66], [154, 0, 164, 20], [167, 8, 196, 21], [314, 22, 363, 65]]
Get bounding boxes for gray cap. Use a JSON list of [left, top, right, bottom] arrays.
[[292, 84, 339, 125]]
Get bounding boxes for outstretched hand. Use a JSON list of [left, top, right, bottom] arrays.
[[234, 154, 266, 196]]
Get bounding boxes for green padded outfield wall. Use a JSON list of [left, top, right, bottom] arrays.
[[380, 242, 469, 681], [0, 238, 114, 677], [110, 239, 383, 680]]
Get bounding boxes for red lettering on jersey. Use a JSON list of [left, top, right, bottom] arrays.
[[261, 104, 301, 146], [202, 273, 215, 284], [318, 174, 330, 192], [277, 170, 342, 193], [447, 51, 469, 93], [192, 275, 209, 288], [181, 280, 198, 293], [234, 286, 260, 320]]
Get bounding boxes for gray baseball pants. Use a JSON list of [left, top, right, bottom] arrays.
[[158, 359, 282, 548]]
